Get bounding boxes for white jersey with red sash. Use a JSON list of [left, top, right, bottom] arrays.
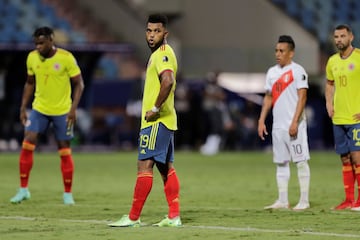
[[265, 61, 308, 130]]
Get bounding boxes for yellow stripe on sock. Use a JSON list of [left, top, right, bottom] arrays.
[[22, 141, 35, 151], [168, 168, 176, 177], [58, 148, 72, 156], [355, 166, 360, 174], [138, 172, 153, 178], [343, 166, 353, 172]]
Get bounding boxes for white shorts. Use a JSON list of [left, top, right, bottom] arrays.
[[272, 121, 310, 164]]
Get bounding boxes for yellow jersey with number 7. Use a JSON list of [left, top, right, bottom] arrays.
[[26, 48, 81, 115]]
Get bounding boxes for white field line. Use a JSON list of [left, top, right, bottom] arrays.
[[191, 225, 360, 238], [1, 216, 360, 238]]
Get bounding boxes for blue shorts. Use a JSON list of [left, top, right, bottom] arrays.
[[333, 123, 360, 155], [138, 122, 174, 164], [26, 110, 73, 141]]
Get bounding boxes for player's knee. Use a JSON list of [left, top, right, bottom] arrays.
[[296, 160, 308, 169], [276, 162, 290, 178], [296, 160, 310, 177]]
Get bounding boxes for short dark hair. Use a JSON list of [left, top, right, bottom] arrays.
[[147, 13, 168, 28], [335, 24, 352, 33], [278, 35, 295, 50], [33, 26, 54, 38]]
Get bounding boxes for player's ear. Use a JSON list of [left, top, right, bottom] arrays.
[[350, 32, 354, 42], [289, 49, 295, 58]]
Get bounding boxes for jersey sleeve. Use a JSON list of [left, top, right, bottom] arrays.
[[26, 52, 35, 76], [295, 65, 309, 89], [325, 57, 334, 81], [264, 68, 273, 92], [66, 53, 81, 78], [155, 48, 175, 75]]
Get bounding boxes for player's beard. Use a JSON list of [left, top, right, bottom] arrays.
[[336, 41, 350, 52], [148, 38, 165, 52]]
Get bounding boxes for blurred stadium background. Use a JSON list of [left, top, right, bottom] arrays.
[[0, 0, 356, 152]]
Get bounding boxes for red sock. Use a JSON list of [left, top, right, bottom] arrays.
[[342, 162, 355, 202], [164, 168, 180, 219], [19, 141, 35, 188], [129, 172, 153, 220], [355, 164, 360, 202], [59, 148, 74, 193]]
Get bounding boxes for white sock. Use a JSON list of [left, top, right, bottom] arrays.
[[276, 162, 290, 203], [296, 160, 310, 203], [200, 135, 221, 155]]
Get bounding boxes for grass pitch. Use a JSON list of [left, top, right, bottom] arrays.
[[0, 150, 359, 239]]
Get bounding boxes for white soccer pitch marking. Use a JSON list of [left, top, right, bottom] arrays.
[[1, 216, 360, 238], [192, 225, 360, 238]]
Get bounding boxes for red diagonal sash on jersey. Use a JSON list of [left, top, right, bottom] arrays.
[[272, 69, 294, 106]]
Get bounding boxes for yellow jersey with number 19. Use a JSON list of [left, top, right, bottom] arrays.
[[141, 44, 178, 130], [26, 48, 81, 116], [326, 48, 360, 124]]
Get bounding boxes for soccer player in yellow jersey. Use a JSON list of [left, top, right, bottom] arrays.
[[108, 14, 181, 227], [10, 27, 84, 205], [325, 24, 360, 211]]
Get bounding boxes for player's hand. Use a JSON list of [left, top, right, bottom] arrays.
[[258, 122, 268, 140], [145, 110, 159, 122], [326, 103, 334, 118], [353, 113, 360, 122], [19, 108, 27, 126], [66, 109, 76, 130], [67, 108, 77, 120], [289, 122, 298, 140]]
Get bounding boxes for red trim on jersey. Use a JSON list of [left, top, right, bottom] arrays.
[[271, 69, 294, 106], [327, 79, 334, 85], [159, 69, 173, 76]]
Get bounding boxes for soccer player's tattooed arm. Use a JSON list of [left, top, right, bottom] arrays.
[[145, 70, 174, 122], [325, 79, 335, 118]]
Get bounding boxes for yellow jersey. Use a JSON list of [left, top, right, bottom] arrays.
[[326, 48, 360, 124], [27, 48, 81, 115], [141, 44, 178, 130]]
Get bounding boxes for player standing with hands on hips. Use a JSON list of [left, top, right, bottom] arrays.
[[258, 35, 311, 211], [10, 26, 84, 205], [325, 24, 360, 211], [108, 13, 181, 227]]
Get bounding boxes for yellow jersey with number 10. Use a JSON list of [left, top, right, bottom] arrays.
[[326, 48, 360, 124]]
